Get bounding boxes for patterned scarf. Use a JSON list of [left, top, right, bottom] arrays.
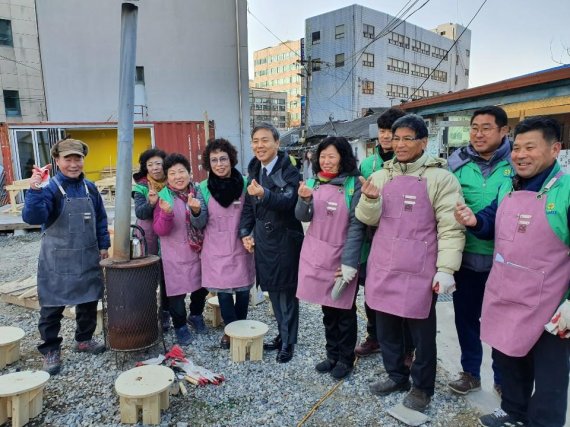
[[147, 174, 167, 192], [168, 184, 204, 253]]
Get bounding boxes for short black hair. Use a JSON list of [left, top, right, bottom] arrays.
[[163, 153, 191, 174], [313, 136, 357, 175], [202, 138, 238, 171], [133, 148, 167, 181], [377, 108, 406, 130], [471, 106, 508, 127], [514, 116, 561, 144], [251, 122, 280, 141], [392, 114, 428, 139]]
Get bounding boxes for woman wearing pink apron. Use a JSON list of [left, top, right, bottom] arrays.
[[132, 148, 171, 331], [457, 117, 570, 427], [296, 137, 365, 380], [153, 153, 208, 346], [191, 139, 255, 349]]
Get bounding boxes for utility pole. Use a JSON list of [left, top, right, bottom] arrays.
[[297, 56, 321, 140]]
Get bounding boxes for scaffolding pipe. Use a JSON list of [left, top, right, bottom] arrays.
[[114, 2, 138, 261]]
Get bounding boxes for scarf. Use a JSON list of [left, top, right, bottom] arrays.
[[147, 174, 167, 192], [317, 171, 339, 182], [207, 168, 244, 208], [167, 184, 204, 253]]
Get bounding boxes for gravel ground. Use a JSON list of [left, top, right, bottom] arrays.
[[0, 232, 481, 426]]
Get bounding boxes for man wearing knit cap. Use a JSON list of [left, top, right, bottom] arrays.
[[23, 138, 110, 376]]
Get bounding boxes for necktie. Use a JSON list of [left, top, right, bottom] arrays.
[[261, 167, 268, 186]]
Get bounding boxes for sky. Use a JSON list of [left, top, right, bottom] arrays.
[[246, 0, 570, 88]]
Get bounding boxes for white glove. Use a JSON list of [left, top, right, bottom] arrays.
[[432, 271, 456, 295], [341, 265, 358, 283], [558, 300, 570, 332], [331, 265, 358, 301]]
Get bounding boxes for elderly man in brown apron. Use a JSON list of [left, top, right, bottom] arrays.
[[23, 139, 110, 375]]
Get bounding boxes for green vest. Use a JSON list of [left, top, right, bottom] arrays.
[[199, 177, 248, 205], [497, 162, 570, 247], [305, 176, 355, 209], [454, 160, 513, 255], [360, 147, 389, 179]]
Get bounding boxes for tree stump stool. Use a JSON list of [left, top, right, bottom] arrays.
[[114, 365, 174, 425], [0, 370, 50, 427], [0, 327, 25, 369], [207, 296, 222, 327], [70, 301, 103, 335], [224, 320, 269, 362]]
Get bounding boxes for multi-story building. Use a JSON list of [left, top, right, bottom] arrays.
[[249, 87, 288, 131], [305, 5, 471, 124], [253, 40, 303, 127]]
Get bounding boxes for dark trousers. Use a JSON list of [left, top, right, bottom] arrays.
[[322, 304, 357, 366], [493, 332, 570, 427], [38, 300, 98, 355], [218, 290, 249, 325], [268, 288, 299, 345], [168, 288, 208, 329], [376, 295, 437, 395], [453, 266, 501, 384]]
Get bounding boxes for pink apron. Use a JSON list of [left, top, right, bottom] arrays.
[[159, 198, 202, 296], [201, 194, 255, 289], [366, 175, 437, 319], [481, 174, 570, 357], [135, 218, 159, 256], [297, 183, 358, 309]]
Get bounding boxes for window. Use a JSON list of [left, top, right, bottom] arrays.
[[431, 70, 448, 82], [312, 31, 320, 45], [411, 39, 430, 55], [4, 90, 21, 116], [432, 46, 448, 60], [362, 80, 374, 95], [388, 32, 409, 48], [465, 68, 469, 76], [312, 58, 321, 71], [363, 23, 374, 39], [410, 88, 430, 100], [135, 66, 145, 84], [335, 24, 345, 39], [0, 19, 13, 46], [386, 84, 408, 98], [455, 74, 458, 85], [411, 64, 430, 78], [430, 91, 440, 96], [335, 53, 345, 68], [362, 52, 374, 67], [466, 49, 470, 57], [387, 58, 409, 74]]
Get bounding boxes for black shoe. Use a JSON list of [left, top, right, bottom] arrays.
[[264, 335, 282, 351], [315, 359, 337, 373], [403, 387, 431, 412], [276, 344, 294, 363], [330, 361, 352, 380]]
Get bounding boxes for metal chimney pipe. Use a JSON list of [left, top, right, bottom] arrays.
[[113, 2, 138, 261]]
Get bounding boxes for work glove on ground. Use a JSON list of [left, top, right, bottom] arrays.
[[432, 271, 456, 295], [331, 265, 357, 301]]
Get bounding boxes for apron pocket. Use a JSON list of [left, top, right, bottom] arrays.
[[389, 238, 427, 274], [496, 260, 545, 309], [68, 213, 87, 234], [496, 210, 518, 242], [55, 248, 83, 275], [381, 193, 403, 219], [300, 234, 339, 270]]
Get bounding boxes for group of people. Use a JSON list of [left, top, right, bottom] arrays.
[[23, 105, 569, 426]]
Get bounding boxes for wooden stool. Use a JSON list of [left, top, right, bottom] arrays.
[[115, 365, 174, 425], [224, 320, 269, 362], [0, 327, 25, 369], [0, 370, 50, 427], [207, 296, 222, 327], [70, 301, 103, 335]]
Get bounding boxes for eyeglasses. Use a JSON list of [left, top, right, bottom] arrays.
[[210, 156, 230, 165], [470, 126, 499, 135], [146, 161, 163, 168], [391, 137, 419, 143]]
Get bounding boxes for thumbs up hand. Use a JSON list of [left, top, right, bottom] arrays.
[[298, 181, 313, 201], [187, 193, 201, 215], [359, 176, 380, 199], [247, 179, 265, 198]]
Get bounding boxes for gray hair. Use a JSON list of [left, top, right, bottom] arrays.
[[392, 114, 428, 139], [251, 122, 280, 141]]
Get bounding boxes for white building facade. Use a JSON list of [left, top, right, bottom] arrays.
[[305, 5, 471, 124]]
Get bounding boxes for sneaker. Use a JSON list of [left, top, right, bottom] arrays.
[[187, 314, 207, 334], [403, 387, 431, 412], [161, 310, 171, 332], [479, 408, 526, 427], [493, 383, 502, 398], [42, 350, 61, 375], [448, 371, 482, 395], [175, 325, 192, 346], [330, 362, 353, 380], [315, 359, 337, 373], [74, 339, 105, 354], [355, 336, 381, 357], [331, 277, 348, 301], [369, 377, 411, 396]]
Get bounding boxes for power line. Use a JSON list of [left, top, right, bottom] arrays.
[[408, 0, 487, 101], [0, 54, 42, 73]]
